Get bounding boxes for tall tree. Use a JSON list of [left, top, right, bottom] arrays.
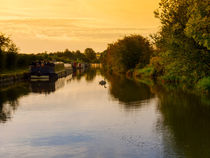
[[153, 0, 210, 82], [84, 48, 97, 63], [104, 35, 153, 73], [0, 34, 18, 70]]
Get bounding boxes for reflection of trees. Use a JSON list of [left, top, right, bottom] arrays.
[[0, 75, 72, 123], [106, 73, 154, 109], [72, 70, 86, 81], [156, 88, 210, 158], [72, 67, 101, 82], [0, 83, 30, 123], [85, 68, 97, 82]]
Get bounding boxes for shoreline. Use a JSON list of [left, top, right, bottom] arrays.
[[102, 66, 209, 95], [0, 72, 28, 89], [132, 72, 210, 96]]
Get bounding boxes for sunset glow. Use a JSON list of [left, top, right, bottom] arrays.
[[0, 0, 160, 53]]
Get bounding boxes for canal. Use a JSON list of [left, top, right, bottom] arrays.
[[0, 67, 210, 158]]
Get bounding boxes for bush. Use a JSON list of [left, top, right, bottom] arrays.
[[104, 35, 153, 73], [196, 77, 210, 92], [150, 56, 164, 76], [135, 66, 155, 78]]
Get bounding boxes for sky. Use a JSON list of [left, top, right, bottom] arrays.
[[0, 0, 160, 53]]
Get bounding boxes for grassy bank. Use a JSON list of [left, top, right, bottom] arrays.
[[133, 66, 210, 93], [0, 67, 29, 77]]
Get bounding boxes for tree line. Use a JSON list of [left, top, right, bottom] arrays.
[[0, 0, 209, 90], [152, 0, 209, 82], [101, 0, 209, 91], [0, 33, 99, 72]]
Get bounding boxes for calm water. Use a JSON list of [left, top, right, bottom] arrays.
[[0, 68, 210, 158]]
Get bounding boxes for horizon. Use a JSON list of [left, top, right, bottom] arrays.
[[0, 0, 160, 54]]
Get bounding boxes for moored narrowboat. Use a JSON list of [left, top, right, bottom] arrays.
[[29, 61, 65, 81]]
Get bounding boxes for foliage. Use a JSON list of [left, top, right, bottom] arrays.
[[102, 35, 153, 73], [0, 34, 19, 71], [0, 33, 97, 73], [150, 56, 164, 77], [185, 0, 210, 49], [153, 0, 210, 83], [84, 48, 98, 63], [196, 77, 210, 92], [135, 66, 155, 78]]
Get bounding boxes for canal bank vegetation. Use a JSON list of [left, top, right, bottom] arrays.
[[101, 35, 153, 73], [101, 0, 210, 93], [0, 33, 99, 75]]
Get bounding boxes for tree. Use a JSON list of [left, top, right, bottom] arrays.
[[75, 50, 88, 62], [104, 35, 153, 73], [84, 48, 97, 63], [0, 33, 19, 70], [153, 0, 210, 82], [185, 0, 210, 49]]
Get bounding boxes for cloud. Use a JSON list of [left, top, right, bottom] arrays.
[[0, 18, 158, 53]]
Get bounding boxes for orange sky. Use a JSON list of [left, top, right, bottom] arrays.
[[0, 0, 160, 53]]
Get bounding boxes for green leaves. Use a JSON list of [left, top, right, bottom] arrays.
[[84, 48, 97, 63], [104, 35, 153, 73], [153, 0, 210, 83], [185, 0, 210, 50]]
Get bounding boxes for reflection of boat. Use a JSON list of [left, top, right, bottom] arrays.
[[30, 81, 57, 93], [29, 61, 65, 81], [30, 74, 72, 94]]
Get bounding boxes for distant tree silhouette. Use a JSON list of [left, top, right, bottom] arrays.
[[84, 48, 97, 63]]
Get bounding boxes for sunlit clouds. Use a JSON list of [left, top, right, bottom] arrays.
[[0, 0, 160, 53]]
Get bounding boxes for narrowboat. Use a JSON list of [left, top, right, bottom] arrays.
[[29, 61, 65, 81]]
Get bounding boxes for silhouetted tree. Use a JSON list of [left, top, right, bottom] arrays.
[[0, 34, 19, 71], [84, 48, 97, 63], [104, 35, 153, 73]]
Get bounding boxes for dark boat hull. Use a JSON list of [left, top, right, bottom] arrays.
[[30, 73, 58, 82]]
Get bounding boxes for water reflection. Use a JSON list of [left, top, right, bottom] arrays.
[[30, 75, 73, 94], [30, 82, 59, 94], [85, 68, 97, 82], [0, 68, 210, 158], [72, 69, 86, 81], [105, 73, 154, 108], [0, 70, 96, 123], [0, 75, 73, 123], [72, 67, 101, 83], [0, 83, 30, 123], [155, 87, 210, 158]]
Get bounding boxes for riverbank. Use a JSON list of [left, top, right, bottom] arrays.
[[132, 66, 210, 94], [0, 68, 28, 77], [0, 68, 29, 88], [0, 63, 90, 88]]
